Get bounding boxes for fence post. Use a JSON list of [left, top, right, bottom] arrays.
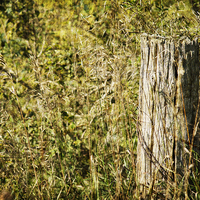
[[137, 33, 199, 197]]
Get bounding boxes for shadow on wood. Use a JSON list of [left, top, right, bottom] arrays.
[[137, 33, 199, 199]]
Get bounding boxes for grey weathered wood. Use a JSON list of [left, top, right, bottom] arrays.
[[137, 34, 199, 195]]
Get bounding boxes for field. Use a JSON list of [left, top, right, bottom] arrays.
[[0, 0, 199, 199]]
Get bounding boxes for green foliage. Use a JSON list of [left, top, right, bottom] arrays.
[[0, 0, 199, 199]]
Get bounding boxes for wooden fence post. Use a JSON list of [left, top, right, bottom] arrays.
[[137, 34, 199, 197]]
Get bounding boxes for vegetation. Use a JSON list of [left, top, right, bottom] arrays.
[[0, 0, 199, 199]]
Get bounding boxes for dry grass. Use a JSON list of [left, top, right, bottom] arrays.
[[0, 1, 199, 199]]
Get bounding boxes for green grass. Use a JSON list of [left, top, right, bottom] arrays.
[[0, 0, 199, 199]]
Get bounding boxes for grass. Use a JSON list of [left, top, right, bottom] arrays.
[[0, 0, 200, 199]]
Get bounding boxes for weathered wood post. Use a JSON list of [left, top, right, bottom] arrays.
[[137, 34, 199, 197]]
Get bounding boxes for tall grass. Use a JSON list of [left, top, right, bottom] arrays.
[[0, 1, 199, 199]]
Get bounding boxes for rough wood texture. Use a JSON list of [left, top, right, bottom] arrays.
[[137, 34, 199, 194]]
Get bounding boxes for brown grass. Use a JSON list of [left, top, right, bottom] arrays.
[[0, 190, 14, 200]]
